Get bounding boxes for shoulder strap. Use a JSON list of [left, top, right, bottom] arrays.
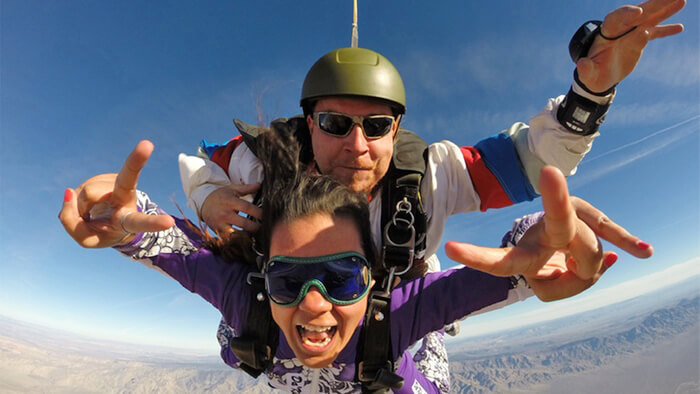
[[233, 116, 314, 165], [357, 128, 427, 392], [380, 127, 428, 276], [391, 127, 429, 174], [228, 273, 279, 378], [232, 119, 267, 156]]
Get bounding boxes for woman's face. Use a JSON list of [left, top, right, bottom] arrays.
[[268, 213, 370, 368]]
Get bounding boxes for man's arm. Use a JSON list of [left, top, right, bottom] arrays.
[[465, 0, 686, 197], [179, 137, 263, 236]]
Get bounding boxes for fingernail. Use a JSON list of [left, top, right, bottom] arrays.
[[604, 254, 618, 268], [637, 241, 650, 250], [64, 189, 72, 203]]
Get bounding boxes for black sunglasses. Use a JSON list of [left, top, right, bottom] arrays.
[[313, 112, 396, 139]]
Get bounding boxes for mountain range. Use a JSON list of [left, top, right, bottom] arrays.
[[1, 280, 698, 393], [447, 282, 699, 393]]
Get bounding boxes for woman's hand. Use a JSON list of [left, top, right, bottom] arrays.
[[445, 166, 653, 301], [59, 140, 175, 248]]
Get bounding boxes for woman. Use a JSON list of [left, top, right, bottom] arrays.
[[59, 129, 641, 393]]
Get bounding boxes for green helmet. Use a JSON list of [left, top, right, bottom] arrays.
[[301, 48, 406, 114]]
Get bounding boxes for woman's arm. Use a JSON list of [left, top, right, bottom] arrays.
[[58, 140, 252, 332]]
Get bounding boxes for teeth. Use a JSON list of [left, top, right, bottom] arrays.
[[297, 325, 336, 348], [300, 324, 332, 332]]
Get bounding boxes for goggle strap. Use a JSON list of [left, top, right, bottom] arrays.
[[267, 251, 367, 266], [246, 271, 264, 285]]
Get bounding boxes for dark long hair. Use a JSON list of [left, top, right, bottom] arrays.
[[203, 128, 378, 273]]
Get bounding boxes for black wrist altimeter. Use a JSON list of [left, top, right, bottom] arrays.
[[556, 86, 610, 136], [559, 20, 614, 136]]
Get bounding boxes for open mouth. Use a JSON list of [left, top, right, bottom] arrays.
[[296, 324, 337, 349]]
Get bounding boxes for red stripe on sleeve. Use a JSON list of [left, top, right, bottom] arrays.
[[460, 146, 513, 211], [210, 136, 245, 177]]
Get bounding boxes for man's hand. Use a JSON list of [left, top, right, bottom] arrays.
[[200, 183, 262, 236], [58, 140, 175, 248], [445, 166, 653, 302], [577, 0, 685, 93]]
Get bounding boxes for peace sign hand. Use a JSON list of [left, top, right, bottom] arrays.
[[445, 166, 653, 302], [59, 140, 175, 248]]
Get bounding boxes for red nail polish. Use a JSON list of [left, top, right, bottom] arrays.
[[637, 241, 650, 250], [64, 189, 72, 203], [604, 254, 618, 268]]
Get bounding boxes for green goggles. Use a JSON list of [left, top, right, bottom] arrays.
[[264, 252, 372, 307], [313, 112, 396, 139]]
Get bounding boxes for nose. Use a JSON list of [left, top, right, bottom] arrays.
[[344, 123, 369, 153], [298, 287, 333, 313]]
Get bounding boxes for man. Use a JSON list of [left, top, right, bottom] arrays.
[[184, 0, 684, 253]]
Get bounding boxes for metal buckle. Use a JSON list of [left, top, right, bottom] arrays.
[[381, 237, 414, 276], [382, 198, 416, 276], [246, 271, 264, 285]]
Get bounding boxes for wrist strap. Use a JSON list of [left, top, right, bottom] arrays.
[[556, 87, 611, 136], [574, 69, 616, 97], [600, 25, 637, 40]]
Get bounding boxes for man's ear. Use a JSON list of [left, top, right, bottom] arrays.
[[389, 114, 401, 142], [306, 114, 314, 135]]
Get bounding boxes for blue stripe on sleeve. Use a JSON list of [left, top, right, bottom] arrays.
[[475, 133, 539, 203], [199, 139, 226, 159]]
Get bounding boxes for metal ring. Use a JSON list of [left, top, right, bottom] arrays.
[[391, 214, 414, 229], [251, 237, 264, 257], [120, 211, 136, 235], [396, 198, 411, 212]]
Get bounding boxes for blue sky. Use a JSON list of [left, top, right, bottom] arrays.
[[1, 1, 698, 352]]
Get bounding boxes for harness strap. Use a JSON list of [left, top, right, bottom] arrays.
[[381, 128, 428, 275], [234, 116, 313, 165], [228, 274, 278, 378], [357, 279, 404, 393], [365, 129, 426, 391]]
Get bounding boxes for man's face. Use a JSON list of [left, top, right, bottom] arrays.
[[306, 97, 398, 195]]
